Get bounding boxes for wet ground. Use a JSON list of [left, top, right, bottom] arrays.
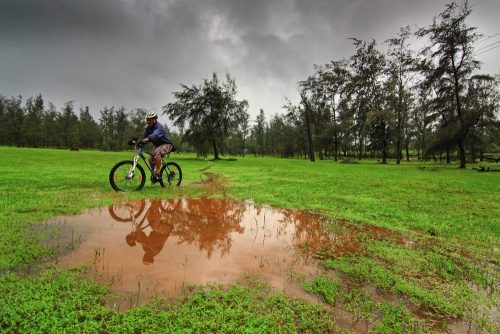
[[49, 198, 492, 333], [53, 198, 337, 307]]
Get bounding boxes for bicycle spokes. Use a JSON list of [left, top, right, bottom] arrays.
[[159, 162, 182, 187], [109, 161, 146, 192]]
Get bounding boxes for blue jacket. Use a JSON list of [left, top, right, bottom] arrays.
[[143, 122, 172, 147]]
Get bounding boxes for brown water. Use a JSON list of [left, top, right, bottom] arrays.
[[50, 198, 486, 333], [54, 198, 342, 306]]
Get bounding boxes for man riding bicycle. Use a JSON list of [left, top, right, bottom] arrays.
[[141, 112, 174, 182]]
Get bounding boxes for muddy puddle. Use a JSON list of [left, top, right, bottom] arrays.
[[52, 198, 344, 306], [49, 198, 488, 333]]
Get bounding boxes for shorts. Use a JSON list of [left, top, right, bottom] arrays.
[[153, 144, 173, 158]]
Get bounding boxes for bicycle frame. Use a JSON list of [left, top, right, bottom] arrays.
[[127, 144, 172, 179], [128, 146, 149, 179]]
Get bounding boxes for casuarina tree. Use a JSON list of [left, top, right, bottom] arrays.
[[417, 0, 482, 168], [163, 72, 249, 160], [385, 26, 417, 164]]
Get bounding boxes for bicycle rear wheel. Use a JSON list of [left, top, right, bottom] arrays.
[[159, 162, 182, 187], [109, 160, 146, 192]]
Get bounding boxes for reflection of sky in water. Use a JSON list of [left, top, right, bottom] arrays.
[[54, 198, 336, 303]]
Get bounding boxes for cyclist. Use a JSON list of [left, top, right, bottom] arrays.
[[141, 112, 174, 182]]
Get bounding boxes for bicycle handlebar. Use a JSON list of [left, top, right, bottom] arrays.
[[128, 137, 146, 148]]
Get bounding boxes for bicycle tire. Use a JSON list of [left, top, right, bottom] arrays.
[[159, 162, 182, 187], [109, 160, 146, 192], [108, 199, 146, 222]]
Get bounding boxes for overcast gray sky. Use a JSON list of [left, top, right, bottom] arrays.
[[1, 0, 499, 125]]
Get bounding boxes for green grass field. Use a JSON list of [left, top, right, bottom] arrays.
[[0, 146, 498, 333]]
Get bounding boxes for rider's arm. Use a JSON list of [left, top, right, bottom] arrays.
[[147, 124, 167, 143], [142, 127, 152, 143]]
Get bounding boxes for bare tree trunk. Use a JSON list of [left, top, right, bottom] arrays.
[[357, 135, 363, 160], [331, 95, 339, 162], [212, 139, 220, 160], [396, 90, 403, 164], [458, 140, 466, 168], [305, 106, 315, 162], [382, 137, 388, 164], [470, 137, 476, 163], [452, 59, 467, 168]]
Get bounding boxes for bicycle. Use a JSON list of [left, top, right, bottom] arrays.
[[109, 137, 182, 192]]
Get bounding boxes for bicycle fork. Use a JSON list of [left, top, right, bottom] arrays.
[[127, 155, 140, 180]]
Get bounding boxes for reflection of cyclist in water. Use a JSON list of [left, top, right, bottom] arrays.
[[112, 198, 246, 262], [125, 199, 174, 265]]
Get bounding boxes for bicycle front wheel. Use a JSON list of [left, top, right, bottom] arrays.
[[109, 160, 146, 192], [108, 199, 146, 222], [159, 162, 182, 187]]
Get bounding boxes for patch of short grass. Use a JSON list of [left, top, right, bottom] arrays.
[[304, 235, 499, 332], [303, 276, 341, 305], [0, 267, 337, 334], [371, 302, 429, 334], [0, 147, 498, 333], [0, 266, 111, 333], [324, 256, 473, 317], [301, 276, 432, 333]]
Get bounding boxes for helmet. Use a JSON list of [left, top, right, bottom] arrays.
[[146, 112, 158, 119]]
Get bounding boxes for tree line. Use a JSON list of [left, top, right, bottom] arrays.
[[240, 1, 499, 168], [1, 1, 499, 168], [0, 95, 155, 151]]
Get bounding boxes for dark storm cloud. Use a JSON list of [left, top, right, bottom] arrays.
[[0, 0, 211, 111], [0, 0, 498, 121]]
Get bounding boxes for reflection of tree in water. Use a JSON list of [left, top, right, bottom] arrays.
[[167, 197, 245, 258], [115, 198, 245, 264], [280, 210, 360, 257]]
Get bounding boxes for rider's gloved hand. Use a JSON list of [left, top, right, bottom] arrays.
[[142, 138, 149, 144]]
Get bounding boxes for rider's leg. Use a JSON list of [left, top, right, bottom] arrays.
[[153, 156, 162, 177], [148, 157, 155, 173], [148, 155, 160, 182], [152, 144, 173, 178]]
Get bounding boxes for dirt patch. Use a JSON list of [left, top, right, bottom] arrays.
[[194, 172, 227, 195], [291, 216, 408, 259], [193, 165, 229, 196]]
